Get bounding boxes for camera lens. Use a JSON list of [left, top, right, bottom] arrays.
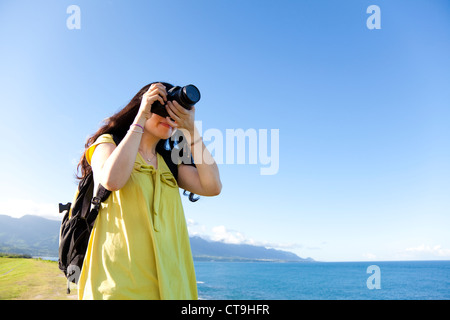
[[183, 85, 201, 105]]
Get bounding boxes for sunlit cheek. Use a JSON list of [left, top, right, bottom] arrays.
[[144, 116, 159, 132]]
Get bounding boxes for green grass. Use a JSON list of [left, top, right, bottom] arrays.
[[0, 257, 77, 300]]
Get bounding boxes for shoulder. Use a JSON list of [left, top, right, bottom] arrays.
[[94, 134, 115, 146], [86, 134, 116, 165]]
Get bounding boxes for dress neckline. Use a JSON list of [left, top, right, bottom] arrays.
[[137, 151, 160, 170]]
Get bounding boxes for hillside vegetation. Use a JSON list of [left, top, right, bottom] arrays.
[[0, 215, 312, 262]]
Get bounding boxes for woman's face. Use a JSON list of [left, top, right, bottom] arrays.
[[145, 113, 175, 139]]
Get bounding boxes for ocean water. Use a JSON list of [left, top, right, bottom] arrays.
[[194, 261, 450, 300]]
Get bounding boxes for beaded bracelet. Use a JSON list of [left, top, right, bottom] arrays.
[[128, 129, 143, 134], [128, 124, 144, 134]]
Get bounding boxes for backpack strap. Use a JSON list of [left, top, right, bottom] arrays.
[[91, 184, 111, 211], [84, 184, 111, 226], [81, 133, 119, 222], [79, 134, 119, 223]]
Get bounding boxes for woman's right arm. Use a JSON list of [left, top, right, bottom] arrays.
[[90, 83, 167, 191]]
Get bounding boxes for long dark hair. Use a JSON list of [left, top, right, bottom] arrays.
[[76, 82, 199, 202]]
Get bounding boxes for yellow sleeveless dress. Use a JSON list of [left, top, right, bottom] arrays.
[[77, 134, 198, 300]]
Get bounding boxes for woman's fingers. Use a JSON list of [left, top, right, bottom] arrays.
[[144, 83, 167, 101], [148, 94, 165, 106], [148, 86, 167, 102], [166, 101, 181, 121], [170, 100, 189, 114], [166, 116, 178, 128], [148, 82, 165, 92], [139, 83, 168, 119], [165, 100, 196, 132]]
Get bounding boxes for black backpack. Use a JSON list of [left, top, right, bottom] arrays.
[[58, 173, 111, 293], [58, 134, 122, 293], [58, 133, 193, 293]]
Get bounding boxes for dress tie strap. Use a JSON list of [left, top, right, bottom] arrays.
[[133, 161, 177, 231]]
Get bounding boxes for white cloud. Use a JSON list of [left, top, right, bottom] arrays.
[[188, 221, 303, 253], [404, 244, 450, 258], [187, 218, 207, 237], [363, 253, 377, 260], [211, 225, 248, 245], [0, 198, 61, 220]]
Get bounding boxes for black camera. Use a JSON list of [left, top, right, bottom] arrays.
[[151, 84, 201, 119]]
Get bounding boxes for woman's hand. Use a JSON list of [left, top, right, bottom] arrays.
[[165, 101, 196, 134], [139, 83, 167, 120], [165, 100, 221, 197]]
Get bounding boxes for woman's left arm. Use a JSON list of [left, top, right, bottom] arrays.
[[166, 101, 222, 197]]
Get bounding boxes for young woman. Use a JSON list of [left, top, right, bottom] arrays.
[[76, 82, 222, 300]]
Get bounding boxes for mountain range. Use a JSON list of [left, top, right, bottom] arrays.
[[0, 215, 313, 262]]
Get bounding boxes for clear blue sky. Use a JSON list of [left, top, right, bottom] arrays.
[[0, 0, 449, 261]]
